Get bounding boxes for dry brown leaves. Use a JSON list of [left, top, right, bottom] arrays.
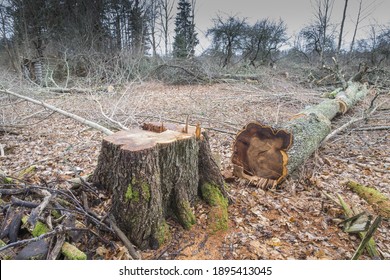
[[1, 77, 389, 260]]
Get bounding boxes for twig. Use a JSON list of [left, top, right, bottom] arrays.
[[136, 115, 237, 135], [11, 196, 40, 208], [0, 143, 4, 157], [337, 194, 380, 259], [108, 214, 141, 260], [321, 101, 382, 145], [27, 190, 53, 227], [47, 234, 66, 260], [0, 226, 89, 253], [0, 187, 32, 195], [353, 126, 390, 131], [171, 241, 195, 259], [0, 88, 113, 135]]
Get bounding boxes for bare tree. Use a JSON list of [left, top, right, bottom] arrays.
[[207, 14, 247, 67], [350, 0, 378, 54], [243, 19, 288, 67], [146, 0, 161, 57], [337, 0, 348, 55], [313, 0, 335, 64], [159, 0, 174, 56]]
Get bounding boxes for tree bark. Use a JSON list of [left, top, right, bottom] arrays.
[[91, 123, 226, 249], [232, 82, 369, 187]]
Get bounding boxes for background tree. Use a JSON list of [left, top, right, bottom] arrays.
[[206, 14, 247, 67], [158, 0, 174, 56], [299, 0, 335, 65], [173, 0, 198, 58], [337, 0, 348, 55], [243, 18, 288, 67]]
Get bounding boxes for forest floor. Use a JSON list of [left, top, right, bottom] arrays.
[[1, 72, 389, 260]]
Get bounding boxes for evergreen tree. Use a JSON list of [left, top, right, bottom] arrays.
[[173, 0, 198, 58]]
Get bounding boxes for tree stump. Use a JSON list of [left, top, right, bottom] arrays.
[[92, 123, 227, 249]]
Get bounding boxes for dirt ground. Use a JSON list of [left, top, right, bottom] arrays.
[[1, 77, 389, 260]]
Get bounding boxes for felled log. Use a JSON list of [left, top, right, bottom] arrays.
[[92, 122, 227, 249], [232, 81, 369, 187], [347, 181, 390, 218]]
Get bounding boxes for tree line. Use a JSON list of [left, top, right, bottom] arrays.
[[0, 0, 389, 84]]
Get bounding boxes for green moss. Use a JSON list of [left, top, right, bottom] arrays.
[[208, 205, 229, 233], [125, 183, 139, 203], [200, 183, 229, 234], [179, 201, 196, 229], [200, 183, 228, 208], [51, 210, 62, 219], [155, 221, 170, 246], [140, 181, 151, 202], [21, 216, 49, 237], [0, 239, 6, 247], [3, 177, 13, 184], [18, 165, 36, 178], [125, 184, 133, 202], [126, 177, 150, 203], [347, 181, 390, 218], [31, 221, 49, 237], [61, 242, 87, 260]]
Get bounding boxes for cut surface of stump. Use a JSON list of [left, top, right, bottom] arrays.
[[92, 123, 226, 249]]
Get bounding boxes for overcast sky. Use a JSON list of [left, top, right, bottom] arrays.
[[190, 0, 390, 52]]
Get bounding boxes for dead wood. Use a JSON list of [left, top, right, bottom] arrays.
[[346, 181, 390, 218], [351, 216, 382, 260], [0, 226, 89, 253], [353, 125, 390, 131], [47, 234, 66, 260], [11, 196, 40, 208], [108, 214, 141, 260], [0, 88, 113, 135], [27, 190, 53, 227], [232, 81, 370, 185], [337, 194, 380, 259]]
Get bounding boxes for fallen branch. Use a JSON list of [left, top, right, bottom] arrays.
[[27, 190, 53, 227], [321, 101, 382, 144], [0, 226, 90, 253], [108, 214, 141, 260], [351, 216, 382, 260], [346, 181, 390, 218], [0, 143, 4, 157], [11, 196, 40, 208], [0, 88, 113, 135], [337, 194, 380, 259], [353, 125, 390, 131], [47, 234, 66, 260]]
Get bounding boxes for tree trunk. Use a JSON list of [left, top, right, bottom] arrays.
[[232, 82, 369, 187], [91, 123, 226, 249]]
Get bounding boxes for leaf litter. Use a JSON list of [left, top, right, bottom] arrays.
[[0, 79, 389, 260]]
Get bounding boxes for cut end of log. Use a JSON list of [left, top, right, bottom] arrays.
[[232, 122, 293, 186]]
